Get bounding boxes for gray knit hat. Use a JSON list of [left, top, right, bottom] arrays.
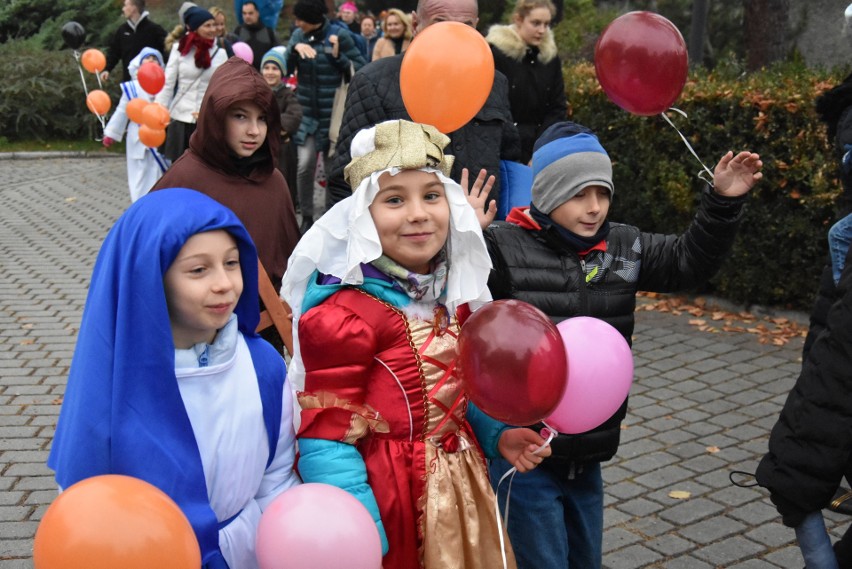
[[530, 122, 614, 214]]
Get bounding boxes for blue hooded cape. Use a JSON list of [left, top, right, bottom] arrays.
[[47, 188, 284, 566]]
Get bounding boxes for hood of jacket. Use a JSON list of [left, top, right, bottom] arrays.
[[189, 56, 281, 182], [486, 23, 557, 64], [128, 46, 165, 80]]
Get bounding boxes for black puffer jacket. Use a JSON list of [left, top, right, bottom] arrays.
[[487, 24, 567, 164], [485, 188, 747, 467], [756, 247, 852, 528], [104, 15, 167, 81], [325, 54, 521, 207]]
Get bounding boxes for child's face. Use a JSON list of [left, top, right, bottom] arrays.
[[370, 170, 450, 274], [142, 55, 160, 67], [163, 230, 244, 349], [549, 185, 611, 237], [224, 101, 268, 158], [262, 63, 283, 87]]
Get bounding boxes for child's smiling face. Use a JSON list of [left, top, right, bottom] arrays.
[[369, 170, 450, 274], [163, 230, 243, 348], [549, 185, 611, 237]]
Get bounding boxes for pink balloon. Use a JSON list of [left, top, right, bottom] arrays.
[[594, 11, 688, 116], [256, 483, 382, 569], [232, 42, 254, 65], [546, 317, 633, 434]]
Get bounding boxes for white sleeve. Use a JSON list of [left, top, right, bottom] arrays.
[[155, 45, 181, 109], [255, 377, 301, 511], [103, 90, 130, 141]]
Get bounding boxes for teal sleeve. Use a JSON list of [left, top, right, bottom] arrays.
[[298, 438, 389, 555], [466, 402, 512, 459]]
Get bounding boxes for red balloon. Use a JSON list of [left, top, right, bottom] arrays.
[[137, 61, 165, 95], [594, 11, 688, 116], [33, 475, 200, 569], [457, 300, 567, 426], [400, 21, 494, 134]]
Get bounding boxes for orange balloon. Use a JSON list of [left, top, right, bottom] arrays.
[[141, 102, 170, 130], [81, 48, 107, 74], [400, 22, 494, 134], [126, 98, 149, 124], [33, 475, 200, 569], [138, 125, 167, 148], [86, 90, 111, 116]]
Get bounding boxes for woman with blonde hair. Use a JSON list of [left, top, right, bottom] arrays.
[[371, 8, 412, 61], [486, 0, 567, 164]]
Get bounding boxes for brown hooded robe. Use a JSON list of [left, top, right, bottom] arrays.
[[153, 57, 299, 292]]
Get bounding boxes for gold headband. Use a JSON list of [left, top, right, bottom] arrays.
[[343, 120, 455, 190]]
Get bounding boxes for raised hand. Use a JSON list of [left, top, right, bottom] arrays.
[[461, 168, 497, 230], [713, 151, 763, 197]]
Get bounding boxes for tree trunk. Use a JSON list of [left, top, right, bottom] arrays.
[[744, 0, 790, 71], [688, 0, 710, 67]]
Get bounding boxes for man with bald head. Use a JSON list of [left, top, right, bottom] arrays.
[[325, 0, 520, 208]]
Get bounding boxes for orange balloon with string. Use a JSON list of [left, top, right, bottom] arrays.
[[126, 98, 149, 124], [86, 90, 111, 116], [138, 125, 166, 148], [81, 49, 107, 74], [400, 22, 494, 134], [141, 103, 170, 130]]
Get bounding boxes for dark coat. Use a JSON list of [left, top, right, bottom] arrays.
[[485, 188, 747, 467], [271, 83, 302, 204], [325, 54, 521, 207], [756, 248, 852, 528], [286, 19, 367, 152], [105, 15, 167, 81], [234, 22, 279, 70], [487, 25, 567, 164]]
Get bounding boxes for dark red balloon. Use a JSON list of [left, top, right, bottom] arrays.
[[594, 11, 688, 116], [137, 62, 165, 96], [457, 300, 567, 426]]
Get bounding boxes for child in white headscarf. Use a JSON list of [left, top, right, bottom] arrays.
[[280, 119, 549, 569], [102, 47, 170, 202]]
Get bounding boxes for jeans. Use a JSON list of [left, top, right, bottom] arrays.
[[828, 213, 852, 284], [296, 134, 327, 219], [489, 458, 603, 569], [796, 511, 839, 569]]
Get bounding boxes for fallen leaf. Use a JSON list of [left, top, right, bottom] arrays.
[[65, 197, 77, 203], [669, 490, 691, 500], [19, 339, 34, 345], [689, 319, 706, 326], [706, 446, 720, 453]]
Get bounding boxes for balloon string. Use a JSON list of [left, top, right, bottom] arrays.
[[661, 108, 714, 185], [493, 425, 557, 569], [74, 50, 107, 133]]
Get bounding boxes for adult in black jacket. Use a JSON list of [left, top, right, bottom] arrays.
[[325, 0, 521, 210], [487, 0, 567, 164], [233, 1, 279, 70], [101, 0, 167, 83], [755, 249, 852, 567], [480, 122, 762, 569]]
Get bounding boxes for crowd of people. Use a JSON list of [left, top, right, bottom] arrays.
[[47, 0, 852, 568]]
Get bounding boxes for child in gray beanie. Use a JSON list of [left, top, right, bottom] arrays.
[[472, 121, 762, 569]]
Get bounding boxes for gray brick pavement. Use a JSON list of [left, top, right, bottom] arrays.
[[0, 157, 835, 567]]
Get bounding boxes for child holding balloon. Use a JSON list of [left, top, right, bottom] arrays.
[[475, 121, 763, 569], [280, 119, 550, 569], [102, 47, 170, 202], [48, 188, 300, 569]]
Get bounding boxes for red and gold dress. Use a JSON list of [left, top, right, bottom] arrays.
[[297, 288, 516, 569]]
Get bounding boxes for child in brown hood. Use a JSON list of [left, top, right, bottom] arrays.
[[153, 56, 300, 352]]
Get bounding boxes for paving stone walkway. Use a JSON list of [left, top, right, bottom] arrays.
[[0, 156, 840, 568]]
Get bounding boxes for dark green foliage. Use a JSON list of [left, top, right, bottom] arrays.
[[0, 40, 112, 141], [0, 0, 119, 48], [566, 59, 844, 309]]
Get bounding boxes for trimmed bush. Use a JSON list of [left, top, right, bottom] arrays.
[[565, 60, 844, 309]]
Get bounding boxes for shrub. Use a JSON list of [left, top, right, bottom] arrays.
[[0, 39, 111, 141], [565, 59, 845, 309]]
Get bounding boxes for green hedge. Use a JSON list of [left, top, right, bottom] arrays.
[[565, 60, 844, 310]]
